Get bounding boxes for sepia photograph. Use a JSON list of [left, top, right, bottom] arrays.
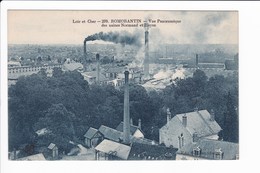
[[6, 10, 239, 161]]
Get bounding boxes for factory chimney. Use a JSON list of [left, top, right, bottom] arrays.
[[196, 54, 199, 67], [144, 28, 149, 78], [123, 71, 131, 144], [96, 54, 100, 84], [84, 39, 87, 57]]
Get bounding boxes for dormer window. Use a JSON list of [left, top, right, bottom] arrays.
[[214, 148, 224, 160], [193, 146, 201, 156]]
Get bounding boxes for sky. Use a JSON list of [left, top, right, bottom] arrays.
[[8, 10, 238, 45]]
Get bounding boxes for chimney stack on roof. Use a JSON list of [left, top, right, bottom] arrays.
[[166, 108, 172, 125], [138, 119, 142, 129], [182, 114, 187, 127], [210, 109, 215, 121], [123, 71, 130, 144]]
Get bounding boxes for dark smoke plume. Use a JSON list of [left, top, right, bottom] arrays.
[[84, 31, 141, 46]]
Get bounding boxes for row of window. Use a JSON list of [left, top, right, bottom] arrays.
[[8, 65, 61, 74], [193, 147, 225, 160]]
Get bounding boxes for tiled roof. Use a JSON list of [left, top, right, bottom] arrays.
[[105, 67, 125, 73], [98, 125, 154, 145], [81, 71, 107, 81], [18, 153, 46, 161], [198, 63, 225, 69], [47, 143, 57, 150], [132, 137, 158, 146], [116, 122, 142, 135], [177, 138, 239, 160], [84, 127, 99, 139], [63, 62, 83, 71], [128, 142, 178, 160], [163, 110, 222, 138], [95, 139, 131, 160], [98, 125, 123, 142]]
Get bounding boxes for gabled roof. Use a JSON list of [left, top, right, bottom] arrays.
[[63, 61, 83, 71], [178, 110, 222, 136], [18, 153, 46, 161], [177, 139, 239, 160], [132, 137, 158, 146], [98, 125, 123, 142], [198, 63, 225, 69], [35, 128, 51, 136], [116, 122, 143, 135], [84, 127, 99, 139], [48, 143, 57, 150], [128, 142, 178, 160], [81, 71, 107, 81], [105, 67, 125, 73], [95, 139, 131, 160], [98, 125, 154, 145], [161, 110, 222, 138]]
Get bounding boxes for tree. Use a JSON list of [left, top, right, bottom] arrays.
[[192, 69, 208, 96], [52, 67, 63, 78], [38, 68, 47, 77], [35, 104, 76, 152], [222, 92, 239, 143]]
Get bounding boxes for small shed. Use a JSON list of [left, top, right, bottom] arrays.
[[48, 143, 59, 159], [84, 127, 103, 148], [95, 139, 131, 160]]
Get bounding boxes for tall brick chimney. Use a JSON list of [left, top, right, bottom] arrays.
[[144, 29, 149, 78], [84, 39, 87, 57], [123, 71, 130, 144], [196, 54, 199, 67], [96, 54, 100, 84]]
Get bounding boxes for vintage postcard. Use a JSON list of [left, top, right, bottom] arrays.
[[6, 10, 239, 161]]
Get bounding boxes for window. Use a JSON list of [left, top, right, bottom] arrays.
[[214, 148, 224, 160], [193, 146, 201, 157]]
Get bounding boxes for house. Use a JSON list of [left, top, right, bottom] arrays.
[[98, 125, 155, 145], [95, 139, 131, 160], [47, 143, 59, 159], [159, 109, 222, 148], [63, 58, 84, 72], [176, 138, 239, 160], [128, 142, 178, 160], [104, 67, 125, 79], [17, 153, 46, 161], [98, 125, 124, 142], [81, 71, 107, 85], [116, 120, 144, 139], [84, 127, 103, 148]]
